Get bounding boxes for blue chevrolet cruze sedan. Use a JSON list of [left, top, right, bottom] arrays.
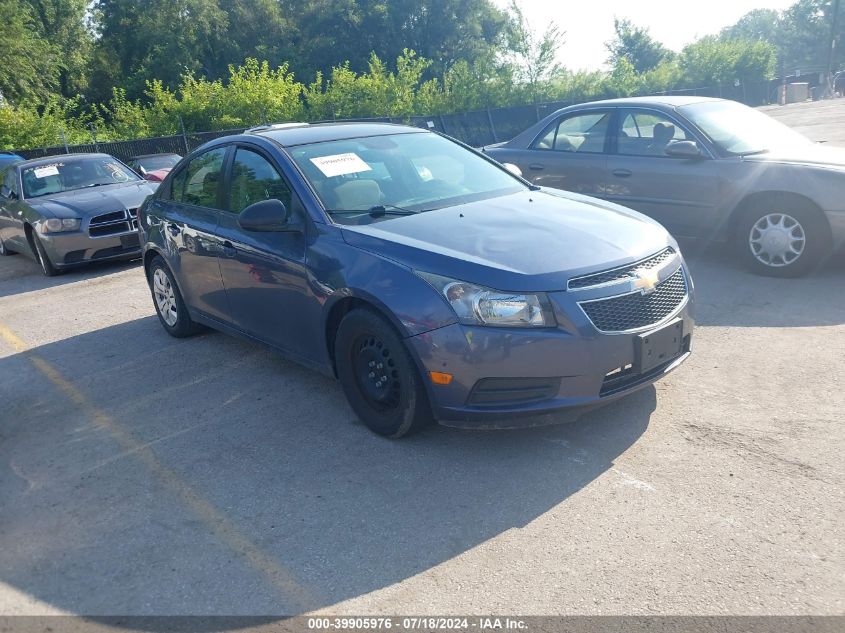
[[139, 122, 694, 437]]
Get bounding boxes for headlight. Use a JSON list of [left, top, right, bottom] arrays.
[[416, 271, 555, 328], [41, 218, 81, 233]]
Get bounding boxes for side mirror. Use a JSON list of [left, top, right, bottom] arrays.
[[237, 199, 294, 232], [0, 185, 15, 200], [665, 140, 705, 159], [502, 163, 523, 177]]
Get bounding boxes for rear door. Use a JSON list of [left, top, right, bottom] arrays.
[[214, 144, 319, 361], [509, 109, 613, 196], [604, 108, 721, 237], [155, 146, 230, 322]]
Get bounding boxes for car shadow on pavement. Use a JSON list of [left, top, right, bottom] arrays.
[[0, 316, 655, 617], [0, 254, 140, 298], [682, 242, 845, 328]]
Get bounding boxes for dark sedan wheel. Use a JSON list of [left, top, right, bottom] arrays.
[[335, 308, 432, 438], [737, 204, 830, 278], [149, 257, 202, 337], [0, 236, 14, 256], [30, 233, 60, 276]]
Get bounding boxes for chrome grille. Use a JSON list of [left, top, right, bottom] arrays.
[[568, 247, 675, 290], [88, 209, 138, 237], [579, 268, 687, 333]]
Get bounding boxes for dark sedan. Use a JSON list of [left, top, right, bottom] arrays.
[[485, 97, 845, 277], [140, 122, 694, 437], [0, 154, 157, 275]]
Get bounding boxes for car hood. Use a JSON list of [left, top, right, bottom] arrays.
[[28, 181, 156, 219], [745, 143, 845, 170], [341, 189, 673, 292]]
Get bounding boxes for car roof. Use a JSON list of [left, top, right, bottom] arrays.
[[571, 95, 723, 109], [249, 122, 425, 147], [15, 153, 115, 168]]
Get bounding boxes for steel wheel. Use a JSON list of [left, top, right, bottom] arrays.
[[748, 212, 806, 268], [352, 334, 402, 412], [153, 268, 178, 326]]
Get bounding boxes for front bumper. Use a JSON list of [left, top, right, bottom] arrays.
[[39, 230, 141, 268], [407, 270, 695, 429]]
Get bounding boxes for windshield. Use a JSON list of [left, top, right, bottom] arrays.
[[288, 132, 526, 224], [22, 157, 140, 198], [679, 100, 811, 155], [134, 154, 181, 172]]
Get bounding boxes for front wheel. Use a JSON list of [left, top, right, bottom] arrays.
[[736, 205, 831, 277], [149, 257, 202, 338], [0, 235, 14, 256], [31, 233, 60, 276], [335, 309, 433, 438]]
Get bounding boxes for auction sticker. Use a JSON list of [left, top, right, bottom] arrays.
[[33, 165, 61, 178], [310, 153, 372, 178]]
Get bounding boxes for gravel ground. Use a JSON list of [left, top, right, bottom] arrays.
[[0, 101, 842, 618]]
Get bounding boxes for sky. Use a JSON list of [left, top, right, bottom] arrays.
[[496, 0, 796, 71]]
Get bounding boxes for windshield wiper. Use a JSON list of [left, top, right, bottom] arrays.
[[82, 182, 119, 188], [326, 204, 420, 217]]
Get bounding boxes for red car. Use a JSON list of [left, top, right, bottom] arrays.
[[127, 153, 182, 182]]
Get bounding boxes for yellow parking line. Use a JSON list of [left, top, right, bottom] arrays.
[[0, 322, 320, 611]]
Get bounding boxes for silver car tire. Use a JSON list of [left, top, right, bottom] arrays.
[[148, 256, 202, 338]]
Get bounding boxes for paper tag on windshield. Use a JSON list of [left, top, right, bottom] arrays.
[[33, 165, 60, 178], [310, 153, 372, 178]]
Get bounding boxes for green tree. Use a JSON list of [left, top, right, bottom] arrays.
[[23, 0, 92, 97], [0, 0, 63, 102], [679, 36, 777, 88], [606, 18, 673, 74], [505, 0, 564, 101]]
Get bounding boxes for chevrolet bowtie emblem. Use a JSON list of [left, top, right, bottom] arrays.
[[632, 268, 660, 294]]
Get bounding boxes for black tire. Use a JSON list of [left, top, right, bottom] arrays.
[[30, 232, 60, 276], [0, 235, 14, 256], [148, 256, 202, 338], [735, 202, 831, 278], [335, 308, 433, 438]]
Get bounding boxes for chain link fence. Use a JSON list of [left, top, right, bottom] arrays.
[[13, 81, 780, 160]]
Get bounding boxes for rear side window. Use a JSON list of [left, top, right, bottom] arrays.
[[532, 111, 612, 154], [170, 147, 227, 209], [227, 148, 292, 213]]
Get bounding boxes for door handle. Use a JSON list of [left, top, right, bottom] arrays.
[[167, 223, 181, 236], [528, 163, 545, 171], [221, 240, 237, 258], [612, 169, 632, 178]]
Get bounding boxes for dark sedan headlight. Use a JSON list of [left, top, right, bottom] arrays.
[[41, 218, 81, 233], [417, 271, 555, 327]]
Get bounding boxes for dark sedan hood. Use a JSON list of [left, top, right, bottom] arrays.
[[341, 189, 672, 291], [745, 143, 845, 169], [28, 181, 157, 219]]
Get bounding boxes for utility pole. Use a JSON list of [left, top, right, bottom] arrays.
[[827, 0, 841, 96]]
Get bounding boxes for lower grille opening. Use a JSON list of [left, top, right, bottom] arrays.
[[467, 377, 561, 407]]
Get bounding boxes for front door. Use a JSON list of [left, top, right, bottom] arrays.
[[156, 146, 230, 321], [604, 108, 721, 238], [214, 145, 318, 361]]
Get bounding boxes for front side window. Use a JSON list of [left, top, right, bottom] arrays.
[[21, 157, 140, 199], [2, 168, 17, 197], [289, 132, 525, 224], [228, 148, 292, 213], [170, 147, 227, 209], [617, 110, 694, 157], [532, 111, 612, 153]]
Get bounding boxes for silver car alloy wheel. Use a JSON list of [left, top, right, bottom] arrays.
[[153, 268, 179, 327], [748, 212, 806, 268], [0, 238, 6, 255]]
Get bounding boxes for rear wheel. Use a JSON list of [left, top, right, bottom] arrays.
[[30, 233, 60, 276], [736, 202, 831, 277], [335, 308, 433, 438], [149, 257, 202, 337]]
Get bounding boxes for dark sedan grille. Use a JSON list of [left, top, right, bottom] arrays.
[[579, 268, 687, 332], [568, 247, 675, 290], [88, 209, 138, 237]]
